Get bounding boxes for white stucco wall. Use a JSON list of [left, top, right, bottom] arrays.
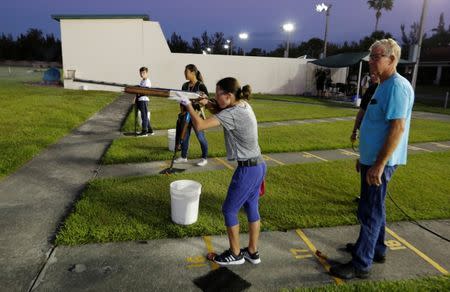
[[59, 17, 345, 94]]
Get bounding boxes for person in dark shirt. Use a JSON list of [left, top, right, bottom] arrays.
[[174, 64, 209, 166], [350, 73, 380, 143]]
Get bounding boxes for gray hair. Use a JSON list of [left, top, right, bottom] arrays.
[[370, 38, 401, 66]]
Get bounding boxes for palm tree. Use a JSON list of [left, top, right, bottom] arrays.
[[367, 0, 394, 31]]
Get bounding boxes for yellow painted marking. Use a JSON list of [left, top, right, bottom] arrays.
[[295, 229, 344, 285], [431, 142, 450, 149], [385, 240, 406, 250], [408, 145, 433, 152], [338, 149, 360, 157], [214, 157, 234, 170], [302, 152, 329, 162], [385, 227, 449, 275], [203, 236, 220, 270], [290, 248, 310, 258], [263, 154, 285, 165], [187, 263, 208, 268]]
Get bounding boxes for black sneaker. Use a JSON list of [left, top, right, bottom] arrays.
[[212, 249, 245, 266], [137, 131, 148, 137], [330, 262, 369, 279], [241, 247, 261, 264], [345, 243, 386, 263]]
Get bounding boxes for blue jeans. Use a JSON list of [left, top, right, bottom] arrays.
[[136, 100, 152, 133], [181, 122, 208, 159], [352, 164, 397, 271]]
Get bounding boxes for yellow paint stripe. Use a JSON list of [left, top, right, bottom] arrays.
[[187, 264, 208, 268], [385, 227, 449, 275], [214, 157, 234, 170], [295, 229, 344, 285], [262, 154, 285, 165], [203, 236, 220, 270], [339, 149, 360, 157], [302, 152, 329, 162]]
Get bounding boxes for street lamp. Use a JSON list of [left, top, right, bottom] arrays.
[[282, 22, 295, 58], [411, 0, 429, 90], [206, 47, 212, 54], [316, 3, 331, 58], [239, 32, 248, 56], [224, 44, 229, 55]]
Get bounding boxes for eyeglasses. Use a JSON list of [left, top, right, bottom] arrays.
[[369, 54, 389, 61]]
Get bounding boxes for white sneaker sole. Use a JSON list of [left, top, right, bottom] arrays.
[[214, 258, 245, 266], [244, 257, 261, 264]]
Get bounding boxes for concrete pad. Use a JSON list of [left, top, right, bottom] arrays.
[[34, 239, 208, 291], [0, 95, 130, 291], [301, 222, 448, 283]]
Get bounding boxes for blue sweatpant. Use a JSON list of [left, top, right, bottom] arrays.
[[352, 164, 397, 271], [222, 163, 266, 227]]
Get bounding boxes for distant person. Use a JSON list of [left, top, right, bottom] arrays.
[[331, 38, 414, 280], [180, 77, 266, 266], [360, 72, 370, 96], [174, 64, 209, 166], [135, 67, 154, 136], [315, 69, 326, 97], [351, 73, 380, 144], [404, 68, 412, 82]]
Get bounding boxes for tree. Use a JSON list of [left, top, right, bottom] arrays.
[[211, 32, 226, 54], [423, 13, 450, 48], [367, 0, 394, 32], [190, 37, 203, 53], [167, 32, 190, 53], [400, 22, 420, 59]]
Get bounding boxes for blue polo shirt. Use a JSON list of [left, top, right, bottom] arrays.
[[359, 73, 414, 166]]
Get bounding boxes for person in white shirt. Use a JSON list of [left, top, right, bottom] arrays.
[[135, 67, 154, 136]]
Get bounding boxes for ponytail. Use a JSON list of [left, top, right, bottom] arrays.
[[217, 77, 252, 100]]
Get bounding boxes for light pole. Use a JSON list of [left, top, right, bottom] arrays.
[[316, 3, 331, 58], [239, 33, 248, 56], [282, 22, 295, 58], [226, 39, 232, 55], [206, 47, 212, 54], [411, 0, 428, 90], [224, 44, 229, 55]]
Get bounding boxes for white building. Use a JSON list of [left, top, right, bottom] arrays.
[[53, 14, 346, 94]]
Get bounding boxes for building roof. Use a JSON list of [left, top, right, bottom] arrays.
[[51, 14, 150, 22]]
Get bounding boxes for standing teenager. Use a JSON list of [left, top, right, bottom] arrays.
[[174, 64, 209, 166], [180, 77, 266, 266]]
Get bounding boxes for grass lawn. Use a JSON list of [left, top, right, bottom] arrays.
[[413, 102, 449, 115], [121, 96, 357, 132], [103, 119, 450, 164], [291, 275, 450, 291], [56, 151, 450, 245], [0, 76, 118, 179]]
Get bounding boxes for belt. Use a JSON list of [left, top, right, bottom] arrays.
[[237, 157, 263, 167]]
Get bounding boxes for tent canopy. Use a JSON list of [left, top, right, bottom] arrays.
[[309, 52, 414, 68], [309, 52, 369, 68]]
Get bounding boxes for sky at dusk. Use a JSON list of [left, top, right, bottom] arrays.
[[1, 0, 449, 50]]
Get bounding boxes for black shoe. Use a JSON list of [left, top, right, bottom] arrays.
[[330, 262, 369, 279], [241, 247, 261, 264], [212, 249, 245, 266], [137, 131, 148, 137], [345, 243, 386, 263]]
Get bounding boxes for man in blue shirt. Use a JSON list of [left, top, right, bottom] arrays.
[[331, 38, 414, 279]]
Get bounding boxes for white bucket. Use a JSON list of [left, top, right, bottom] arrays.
[[170, 180, 202, 225], [168, 128, 176, 151]]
